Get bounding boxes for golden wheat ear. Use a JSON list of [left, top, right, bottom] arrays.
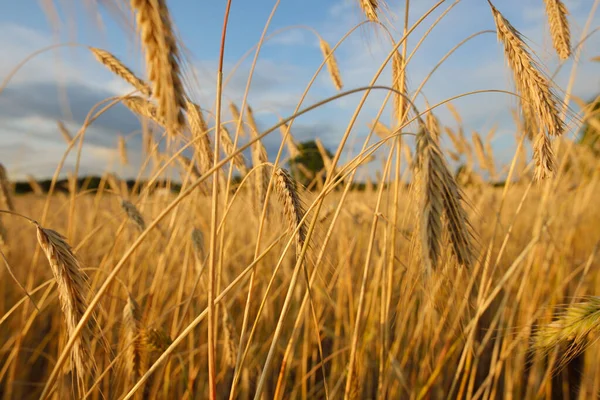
[[489, 1, 563, 180], [89, 47, 152, 96], [318, 39, 343, 91], [130, 0, 186, 135], [534, 297, 600, 369], [274, 167, 307, 254], [121, 199, 146, 232], [543, 0, 571, 60], [122, 293, 143, 386], [35, 225, 97, 394]]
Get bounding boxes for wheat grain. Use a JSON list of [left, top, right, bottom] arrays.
[[185, 100, 214, 174], [130, 0, 186, 135], [543, 0, 571, 60], [279, 119, 300, 160], [89, 47, 152, 96], [229, 102, 248, 137]]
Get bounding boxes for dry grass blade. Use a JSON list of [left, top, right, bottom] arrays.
[[0, 164, 14, 212], [36, 225, 97, 393], [130, 0, 186, 135], [121, 200, 146, 232], [543, 0, 571, 60], [274, 168, 307, 253], [89, 47, 152, 96], [535, 297, 600, 368], [318, 39, 343, 91], [185, 100, 214, 174]]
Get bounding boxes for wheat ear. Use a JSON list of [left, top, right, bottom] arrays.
[[392, 50, 408, 124], [535, 297, 600, 368], [36, 225, 96, 393], [489, 1, 563, 179], [118, 135, 129, 165], [318, 39, 343, 91], [185, 100, 214, 174], [359, 0, 378, 22], [543, 0, 571, 60], [274, 168, 306, 253], [0, 164, 14, 212], [121, 200, 146, 232], [89, 47, 151, 96], [415, 126, 474, 271], [130, 0, 186, 135], [122, 294, 144, 388], [220, 125, 248, 174], [122, 96, 164, 126]]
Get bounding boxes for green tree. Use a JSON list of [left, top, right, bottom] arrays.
[[289, 140, 333, 187]]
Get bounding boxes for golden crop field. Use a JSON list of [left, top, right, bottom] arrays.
[[0, 1, 599, 399]]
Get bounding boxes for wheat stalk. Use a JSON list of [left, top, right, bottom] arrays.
[[36, 225, 97, 393], [130, 0, 186, 135], [318, 39, 343, 91], [543, 0, 571, 60], [89, 47, 152, 96]]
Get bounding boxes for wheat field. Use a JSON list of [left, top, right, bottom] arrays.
[[1, 0, 600, 399]]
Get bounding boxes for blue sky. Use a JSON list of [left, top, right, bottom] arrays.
[[1, 0, 599, 181]]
